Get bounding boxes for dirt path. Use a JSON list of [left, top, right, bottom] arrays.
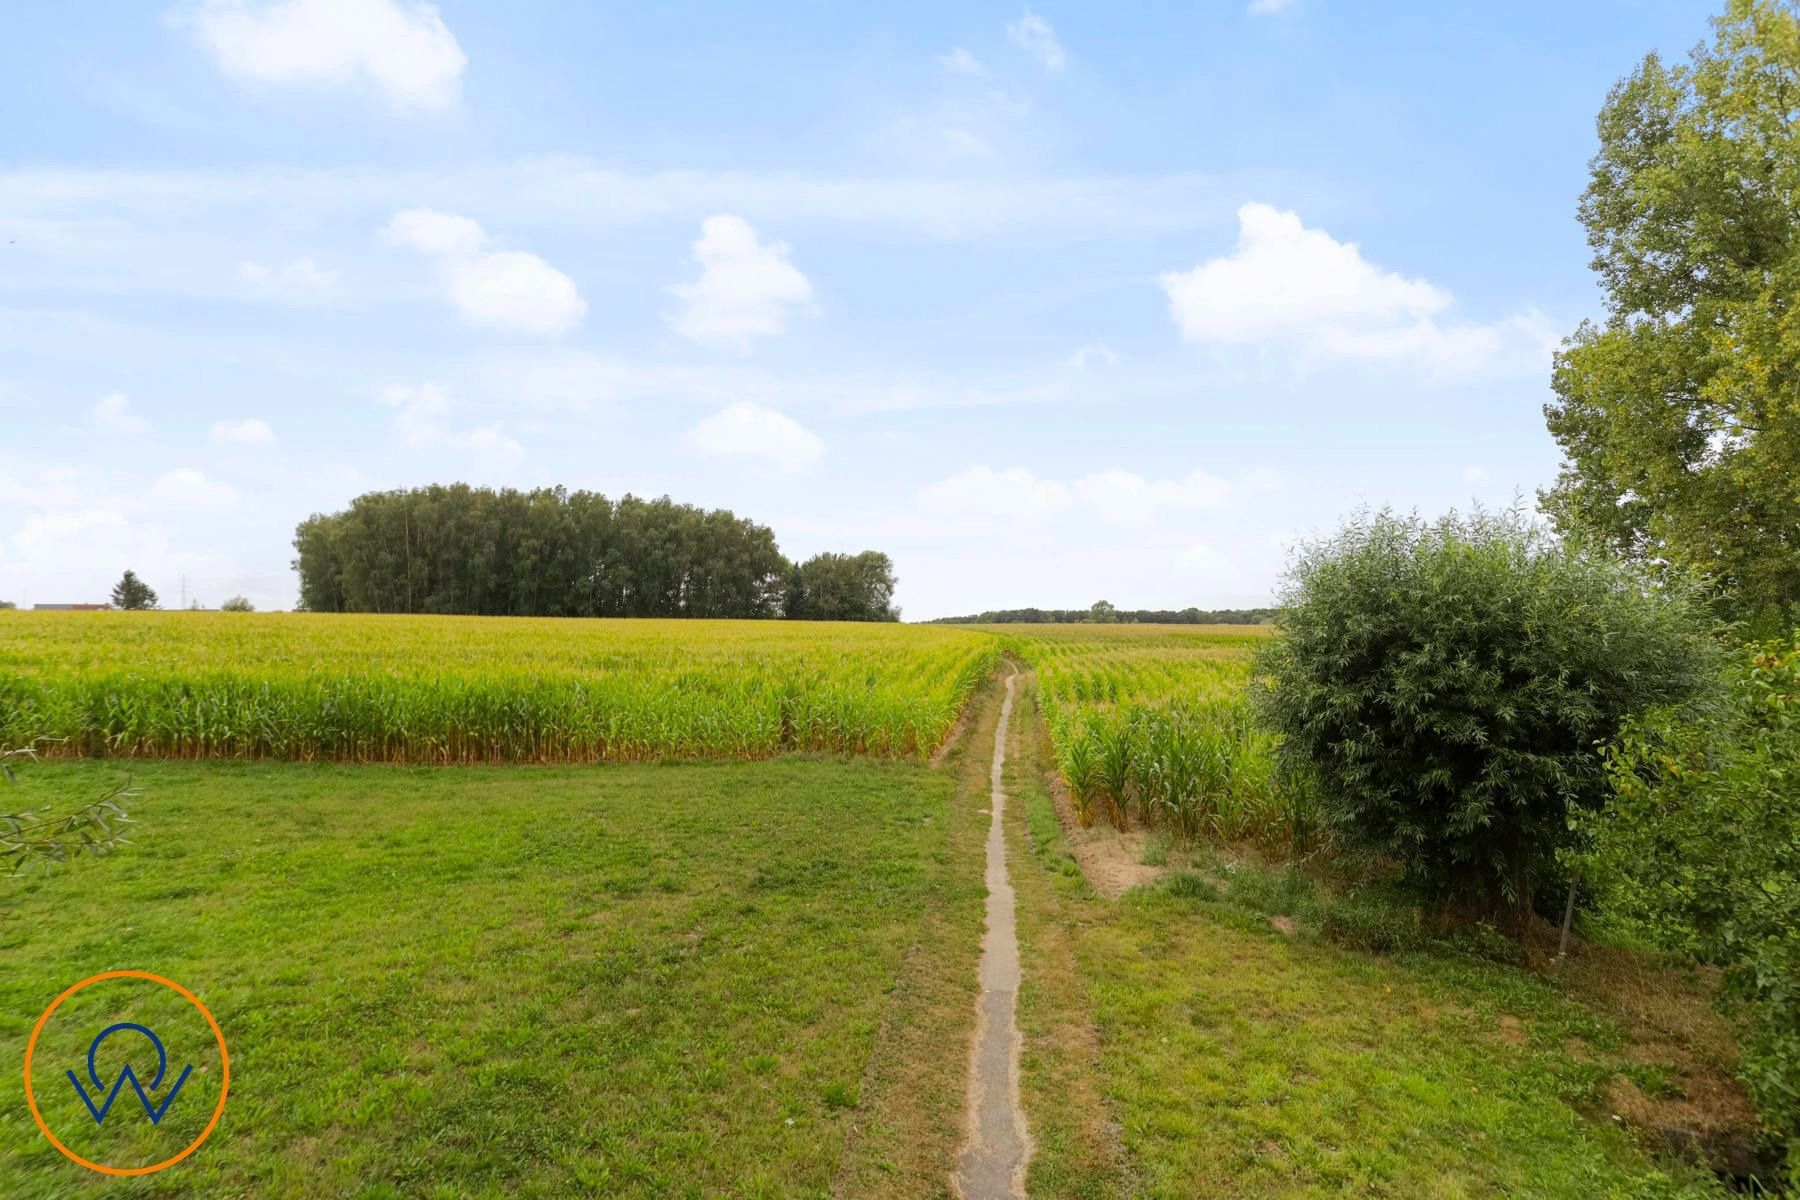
[[955, 667, 1032, 1199]]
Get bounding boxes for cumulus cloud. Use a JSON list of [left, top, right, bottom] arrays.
[[86, 392, 150, 436], [1068, 343, 1119, 369], [670, 215, 814, 352], [1248, 0, 1297, 14], [687, 402, 824, 473], [938, 46, 986, 76], [1160, 203, 1537, 374], [240, 256, 335, 299], [919, 465, 1235, 528], [383, 209, 586, 335], [184, 0, 467, 111], [381, 382, 523, 460], [383, 208, 484, 257], [1007, 12, 1066, 71], [210, 418, 276, 445]]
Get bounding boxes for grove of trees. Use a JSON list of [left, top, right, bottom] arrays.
[[292, 484, 898, 621]]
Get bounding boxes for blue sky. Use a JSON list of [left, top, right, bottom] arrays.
[[1, 0, 1718, 617]]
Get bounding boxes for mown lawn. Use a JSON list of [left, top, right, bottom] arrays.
[[0, 756, 975, 1198], [1005, 677, 1736, 1200]]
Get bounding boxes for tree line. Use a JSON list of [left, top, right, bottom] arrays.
[[927, 605, 1275, 625], [292, 485, 898, 621]]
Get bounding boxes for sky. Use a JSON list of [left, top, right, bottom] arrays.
[[0, 0, 1722, 618]]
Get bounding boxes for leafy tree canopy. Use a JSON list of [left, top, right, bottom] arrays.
[[784, 552, 899, 621], [1543, 0, 1800, 622], [293, 484, 894, 621]]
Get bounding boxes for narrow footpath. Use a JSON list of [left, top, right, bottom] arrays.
[[955, 667, 1031, 1199]]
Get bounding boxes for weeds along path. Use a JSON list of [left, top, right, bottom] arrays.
[[956, 665, 1033, 1200]]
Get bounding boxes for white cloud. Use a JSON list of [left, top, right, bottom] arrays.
[[687, 403, 824, 473], [1068, 343, 1119, 369], [1462, 465, 1490, 485], [383, 208, 484, 257], [1160, 203, 1535, 374], [382, 209, 586, 335], [938, 47, 986, 76], [184, 0, 467, 111], [1007, 12, 1066, 71], [380, 382, 523, 459], [240, 256, 335, 299], [1248, 0, 1297, 14], [670, 215, 814, 352], [919, 465, 1235, 529], [87, 392, 150, 436], [150, 468, 237, 510], [210, 418, 276, 445]]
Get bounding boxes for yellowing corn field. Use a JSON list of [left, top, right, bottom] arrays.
[[0, 612, 998, 762], [997, 624, 1314, 850]]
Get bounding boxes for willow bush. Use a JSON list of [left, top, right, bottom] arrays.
[[1255, 507, 1716, 924]]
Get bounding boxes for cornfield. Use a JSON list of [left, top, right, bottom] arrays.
[[998, 624, 1318, 853], [0, 613, 998, 763]]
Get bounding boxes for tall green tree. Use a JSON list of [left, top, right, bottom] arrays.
[[110, 570, 158, 610], [784, 552, 899, 621], [1543, 0, 1800, 622]]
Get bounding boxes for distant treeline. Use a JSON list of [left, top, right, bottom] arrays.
[[927, 607, 1277, 625], [293, 485, 898, 621]]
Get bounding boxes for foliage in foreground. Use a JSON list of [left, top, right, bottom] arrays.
[[1255, 507, 1716, 922], [1585, 635, 1800, 1167], [1, 748, 134, 874], [1543, 0, 1800, 622]]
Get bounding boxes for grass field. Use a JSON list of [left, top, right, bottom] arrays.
[[0, 616, 1756, 1197], [0, 753, 987, 1198], [0, 613, 996, 763], [1001, 673, 1741, 1200]]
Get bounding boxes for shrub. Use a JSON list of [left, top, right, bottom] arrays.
[[1584, 635, 1800, 1164], [1255, 506, 1715, 924]]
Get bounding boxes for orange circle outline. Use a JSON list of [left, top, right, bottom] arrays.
[[23, 969, 230, 1177]]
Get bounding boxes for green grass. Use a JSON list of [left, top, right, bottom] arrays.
[[1004, 677, 1734, 1200], [0, 755, 977, 1198]]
